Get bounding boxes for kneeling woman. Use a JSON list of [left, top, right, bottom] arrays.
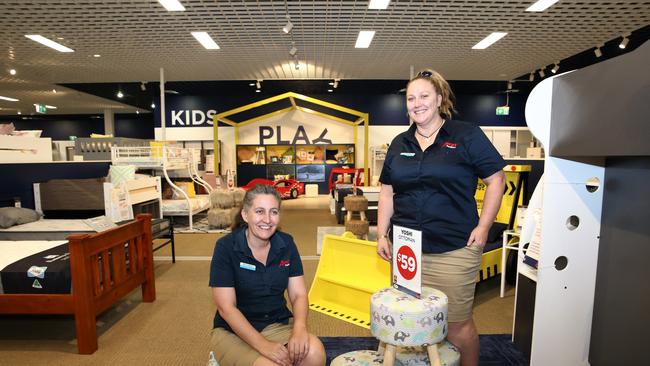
[[209, 184, 325, 366]]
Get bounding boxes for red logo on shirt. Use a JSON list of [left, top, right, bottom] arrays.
[[442, 141, 457, 149], [279, 260, 290, 267]]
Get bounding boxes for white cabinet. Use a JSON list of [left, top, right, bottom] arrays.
[[370, 146, 387, 182], [481, 127, 543, 159]]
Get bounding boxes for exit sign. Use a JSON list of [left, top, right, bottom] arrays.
[[496, 106, 510, 115], [34, 104, 47, 114]]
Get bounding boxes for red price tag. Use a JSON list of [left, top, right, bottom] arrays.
[[396, 245, 417, 280]]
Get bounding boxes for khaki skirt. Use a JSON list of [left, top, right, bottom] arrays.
[[421, 244, 483, 323]]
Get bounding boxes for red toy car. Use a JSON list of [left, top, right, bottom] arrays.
[[241, 178, 305, 199]]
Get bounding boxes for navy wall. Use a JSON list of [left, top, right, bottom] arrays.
[[0, 113, 154, 140]]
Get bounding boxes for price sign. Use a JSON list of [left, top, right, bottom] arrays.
[[392, 225, 422, 298]]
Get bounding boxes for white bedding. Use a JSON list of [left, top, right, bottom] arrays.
[[0, 241, 67, 271], [0, 219, 94, 233], [162, 195, 210, 215]]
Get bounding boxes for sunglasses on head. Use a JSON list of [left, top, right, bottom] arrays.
[[417, 70, 433, 77]]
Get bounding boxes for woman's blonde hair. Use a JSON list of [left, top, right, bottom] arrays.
[[407, 69, 457, 119]]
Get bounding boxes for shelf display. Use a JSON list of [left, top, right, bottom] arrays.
[[295, 145, 325, 164], [237, 145, 266, 165], [325, 144, 355, 164], [266, 145, 295, 164]]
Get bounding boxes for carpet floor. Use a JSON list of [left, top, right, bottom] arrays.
[[321, 335, 528, 366]]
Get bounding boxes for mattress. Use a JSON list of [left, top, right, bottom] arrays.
[[162, 195, 210, 215], [0, 241, 70, 294], [0, 219, 95, 240]]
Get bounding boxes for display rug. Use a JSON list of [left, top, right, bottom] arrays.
[[316, 226, 378, 254], [171, 214, 230, 234], [320, 334, 529, 366]]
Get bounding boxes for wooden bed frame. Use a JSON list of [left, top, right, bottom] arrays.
[[0, 214, 156, 354]]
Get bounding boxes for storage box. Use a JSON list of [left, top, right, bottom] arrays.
[[526, 147, 544, 159], [305, 184, 319, 197]]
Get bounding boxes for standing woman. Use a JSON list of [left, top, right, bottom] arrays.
[[209, 184, 325, 366], [376, 70, 506, 366]]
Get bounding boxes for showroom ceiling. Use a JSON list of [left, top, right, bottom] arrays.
[[1, 0, 649, 115]]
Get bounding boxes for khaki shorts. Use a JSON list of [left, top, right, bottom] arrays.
[[210, 320, 293, 366], [421, 244, 483, 323]]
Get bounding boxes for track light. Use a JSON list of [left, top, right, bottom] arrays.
[[117, 91, 124, 98], [282, 20, 293, 34], [551, 62, 559, 74], [594, 46, 602, 58], [289, 46, 298, 56], [333, 79, 339, 88], [294, 61, 300, 70], [619, 36, 629, 49], [529, 72, 535, 81], [538, 69, 545, 78], [256, 80, 261, 89], [151, 103, 156, 109], [507, 81, 513, 90], [140, 82, 147, 91]]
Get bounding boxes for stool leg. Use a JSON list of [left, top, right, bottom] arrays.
[[346, 210, 352, 222], [360, 211, 367, 221], [377, 341, 386, 352], [383, 344, 397, 366], [426, 344, 441, 366]]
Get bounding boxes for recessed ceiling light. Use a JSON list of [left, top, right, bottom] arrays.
[[472, 32, 507, 49], [158, 0, 185, 11], [17, 111, 21, 115], [327, 89, 333, 92], [0, 95, 19, 102], [368, 0, 391, 10], [255, 89, 261, 93], [151, 103, 156, 108], [282, 20, 294, 34], [249, 83, 255, 86], [355, 31, 376, 48], [525, 0, 559, 12], [117, 91, 124, 98], [25, 35, 74, 52], [93, 54, 101, 58], [9, 69, 16, 75], [191, 32, 220, 50]]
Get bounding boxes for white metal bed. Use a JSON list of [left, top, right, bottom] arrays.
[[111, 145, 213, 230]]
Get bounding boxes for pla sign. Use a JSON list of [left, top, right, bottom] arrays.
[[392, 225, 422, 298]]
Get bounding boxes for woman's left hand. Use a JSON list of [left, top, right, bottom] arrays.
[[287, 326, 310, 364], [466, 225, 489, 249]]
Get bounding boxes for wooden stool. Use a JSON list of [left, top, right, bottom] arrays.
[[370, 287, 459, 366], [344, 195, 369, 239]]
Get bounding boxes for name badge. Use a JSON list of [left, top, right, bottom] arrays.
[[240, 262, 256, 271], [400, 152, 415, 157]]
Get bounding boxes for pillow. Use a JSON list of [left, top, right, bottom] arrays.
[[172, 181, 196, 199], [0, 207, 42, 228], [109, 165, 136, 186]]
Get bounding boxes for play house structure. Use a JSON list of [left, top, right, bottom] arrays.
[[211, 92, 370, 192]]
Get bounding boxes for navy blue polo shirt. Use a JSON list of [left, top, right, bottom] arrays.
[[209, 227, 304, 332], [379, 120, 505, 254]]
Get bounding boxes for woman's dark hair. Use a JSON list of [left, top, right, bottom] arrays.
[[407, 69, 457, 119], [231, 184, 282, 230]]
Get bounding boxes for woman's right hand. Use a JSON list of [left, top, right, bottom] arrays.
[[259, 340, 291, 366], [377, 237, 392, 261]]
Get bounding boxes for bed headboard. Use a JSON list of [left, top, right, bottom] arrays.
[[34, 176, 163, 220]]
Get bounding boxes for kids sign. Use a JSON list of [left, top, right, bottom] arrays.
[[392, 225, 422, 298]]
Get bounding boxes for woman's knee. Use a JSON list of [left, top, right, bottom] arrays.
[[301, 334, 325, 365]]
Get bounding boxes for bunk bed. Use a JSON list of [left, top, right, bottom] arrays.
[[111, 145, 212, 230], [0, 214, 155, 354]]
